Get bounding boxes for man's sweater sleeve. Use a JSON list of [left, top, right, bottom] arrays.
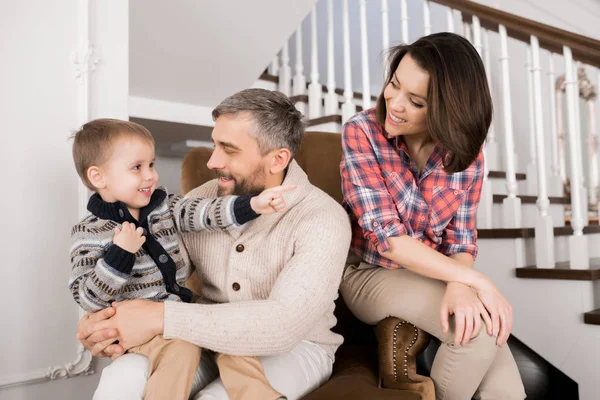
[[169, 194, 259, 232], [163, 205, 352, 356], [69, 224, 136, 312]]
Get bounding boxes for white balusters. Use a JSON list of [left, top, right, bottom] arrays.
[[587, 94, 599, 210], [341, 0, 356, 123], [324, 0, 338, 115], [556, 86, 568, 184], [547, 54, 563, 196], [483, 29, 499, 171], [293, 25, 306, 97], [359, 0, 371, 110], [278, 41, 291, 96], [381, 0, 390, 52], [269, 55, 279, 76], [446, 8, 455, 33], [530, 36, 554, 268], [563, 46, 589, 269], [574, 63, 589, 225], [400, 0, 409, 44], [499, 25, 522, 228], [308, 5, 322, 119], [471, 16, 482, 55], [423, 0, 431, 36], [525, 47, 538, 194]]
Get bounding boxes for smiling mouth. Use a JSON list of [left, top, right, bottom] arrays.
[[389, 112, 407, 124]]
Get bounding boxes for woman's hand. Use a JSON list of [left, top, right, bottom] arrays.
[[76, 307, 125, 359], [440, 282, 493, 346], [473, 277, 513, 346]]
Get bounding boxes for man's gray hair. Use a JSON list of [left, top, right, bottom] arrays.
[[212, 88, 306, 157]]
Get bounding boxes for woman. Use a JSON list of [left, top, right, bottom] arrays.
[[340, 32, 525, 400]]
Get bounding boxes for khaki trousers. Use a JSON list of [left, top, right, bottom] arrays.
[[130, 335, 283, 400], [340, 261, 526, 400]]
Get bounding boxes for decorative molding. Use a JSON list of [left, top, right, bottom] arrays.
[[0, 0, 97, 391], [556, 67, 596, 100]]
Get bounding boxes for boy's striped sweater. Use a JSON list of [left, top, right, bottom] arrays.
[[69, 187, 257, 312]]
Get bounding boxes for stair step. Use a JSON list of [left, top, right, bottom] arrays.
[[515, 258, 600, 280], [583, 309, 600, 325], [306, 115, 342, 127], [488, 171, 527, 180], [260, 73, 378, 102], [289, 95, 364, 113], [492, 194, 570, 204], [478, 224, 600, 239]]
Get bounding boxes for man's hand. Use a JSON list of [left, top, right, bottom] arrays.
[[113, 222, 146, 253], [92, 300, 165, 351], [77, 307, 124, 359], [250, 185, 296, 215], [440, 282, 493, 346]]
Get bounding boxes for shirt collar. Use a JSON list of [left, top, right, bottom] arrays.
[[87, 187, 167, 223]]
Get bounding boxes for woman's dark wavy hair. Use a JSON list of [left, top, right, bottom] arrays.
[[375, 32, 492, 173]]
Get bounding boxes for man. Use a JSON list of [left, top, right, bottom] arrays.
[[77, 88, 352, 399]]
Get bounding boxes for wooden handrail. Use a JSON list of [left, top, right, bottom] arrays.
[[430, 0, 600, 68]]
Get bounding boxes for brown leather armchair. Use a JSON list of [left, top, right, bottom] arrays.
[[181, 131, 435, 400]]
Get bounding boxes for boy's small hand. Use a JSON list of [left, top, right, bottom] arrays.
[[113, 222, 146, 253], [250, 185, 296, 215]]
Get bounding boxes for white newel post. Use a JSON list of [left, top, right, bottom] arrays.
[[359, 0, 371, 110], [525, 47, 538, 195], [575, 65, 590, 225], [293, 25, 306, 96], [341, 0, 356, 123], [401, 0, 409, 44], [446, 8, 455, 33], [563, 46, 589, 269], [324, 0, 338, 115], [547, 54, 564, 196], [423, 0, 431, 36], [473, 17, 492, 229], [582, 71, 598, 214], [308, 5, 322, 119], [278, 41, 291, 96], [499, 25, 522, 228], [530, 36, 555, 268]]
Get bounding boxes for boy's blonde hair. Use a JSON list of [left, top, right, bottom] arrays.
[[71, 118, 155, 191]]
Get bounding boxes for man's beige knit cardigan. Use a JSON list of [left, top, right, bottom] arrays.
[[164, 160, 352, 360]]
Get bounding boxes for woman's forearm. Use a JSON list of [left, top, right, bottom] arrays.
[[381, 235, 488, 290]]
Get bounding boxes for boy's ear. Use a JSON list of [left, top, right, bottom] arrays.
[[87, 166, 106, 189], [269, 148, 292, 174]]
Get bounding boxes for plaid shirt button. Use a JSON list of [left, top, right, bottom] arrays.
[[372, 221, 379, 227]]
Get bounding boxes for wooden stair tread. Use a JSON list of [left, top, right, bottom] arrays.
[[260, 73, 378, 102], [306, 115, 342, 126], [488, 171, 527, 180], [289, 95, 364, 113], [583, 309, 600, 325], [515, 258, 600, 280], [492, 194, 570, 204], [478, 225, 600, 239]]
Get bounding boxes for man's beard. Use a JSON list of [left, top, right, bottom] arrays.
[[216, 168, 266, 197]]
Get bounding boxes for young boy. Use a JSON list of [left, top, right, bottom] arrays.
[[69, 119, 287, 400]]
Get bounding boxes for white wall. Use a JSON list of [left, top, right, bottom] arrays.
[[156, 156, 184, 195], [0, 1, 127, 398]]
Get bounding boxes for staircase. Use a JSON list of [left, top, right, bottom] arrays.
[[253, 1, 600, 399]]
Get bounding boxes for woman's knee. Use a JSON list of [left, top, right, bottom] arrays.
[[93, 354, 149, 400]]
